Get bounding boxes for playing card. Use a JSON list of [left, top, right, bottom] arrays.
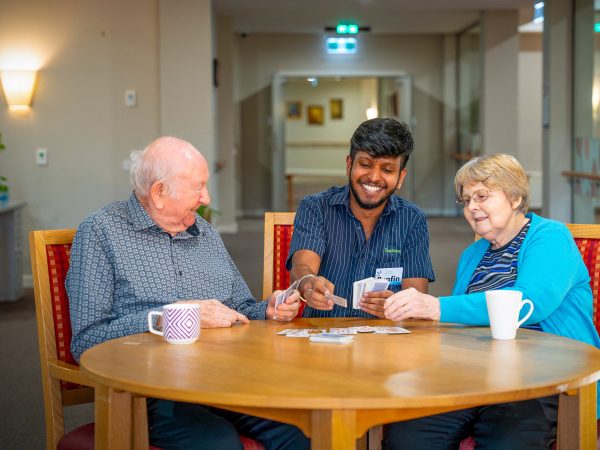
[[370, 279, 390, 292], [354, 325, 376, 333], [285, 328, 325, 337], [326, 292, 348, 308], [373, 326, 411, 334], [329, 327, 358, 335], [275, 284, 296, 307], [277, 328, 296, 335]]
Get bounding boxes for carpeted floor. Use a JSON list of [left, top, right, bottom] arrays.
[[0, 216, 472, 449]]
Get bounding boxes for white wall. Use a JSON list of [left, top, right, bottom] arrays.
[[0, 0, 215, 278], [0, 0, 161, 234], [518, 33, 543, 209], [284, 78, 375, 175]]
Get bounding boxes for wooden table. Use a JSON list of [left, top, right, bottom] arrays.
[[80, 318, 600, 450]]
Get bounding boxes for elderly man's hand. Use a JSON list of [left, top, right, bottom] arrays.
[[299, 276, 335, 310], [266, 290, 301, 321], [359, 289, 393, 318], [175, 299, 249, 328], [383, 288, 441, 322]]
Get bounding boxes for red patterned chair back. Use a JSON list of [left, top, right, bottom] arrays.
[[263, 213, 303, 316], [46, 243, 79, 384], [30, 229, 95, 449], [566, 224, 600, 333]]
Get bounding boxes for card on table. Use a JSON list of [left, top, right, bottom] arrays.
[[373, 326, 410, 334], [309, 333, 354, 344], [329, 327, 358, 335]]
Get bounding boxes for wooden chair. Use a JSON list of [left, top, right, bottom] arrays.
[[566, 224, 600, 329], [262, 212, 304, 316], [30, 229, 264, 450], [459, 224, 600, 450], [262, 212, 380, 449], [30, 229, 154, 449]]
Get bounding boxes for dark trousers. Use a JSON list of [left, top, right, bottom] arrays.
[[147, 399, 310, 450], [382, 396, 558, 450]]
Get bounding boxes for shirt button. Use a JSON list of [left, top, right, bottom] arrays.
[[178, 270, 183, 276]]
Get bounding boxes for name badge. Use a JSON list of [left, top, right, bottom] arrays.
[[375, 267, 403, 286]]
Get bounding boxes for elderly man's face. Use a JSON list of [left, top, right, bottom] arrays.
[[155, 160, 210, 235]]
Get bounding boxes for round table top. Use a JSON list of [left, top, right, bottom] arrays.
[[80, 318, 600, 411]]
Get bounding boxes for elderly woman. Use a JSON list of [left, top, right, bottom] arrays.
[[380, 154, 600, 450]]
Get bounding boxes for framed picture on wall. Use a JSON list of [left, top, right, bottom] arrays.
[[286, 101, 302, 119], [307, 105, 324, 125], [330, 98, 343, 119]]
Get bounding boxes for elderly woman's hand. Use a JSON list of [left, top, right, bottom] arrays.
[[383, 288, 441, 321]]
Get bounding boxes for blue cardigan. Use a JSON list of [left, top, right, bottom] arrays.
[[440, 213, 600, 413]]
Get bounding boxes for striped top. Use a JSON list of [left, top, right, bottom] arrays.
[[466, 220, 540, 330], [466, 221, 531, 294], [286, 185, 435, 318]]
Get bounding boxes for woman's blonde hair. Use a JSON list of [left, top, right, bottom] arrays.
[[454, 153, 529, 214]]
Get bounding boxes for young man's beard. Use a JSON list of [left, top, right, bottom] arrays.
[[348, 175, 397, 210]]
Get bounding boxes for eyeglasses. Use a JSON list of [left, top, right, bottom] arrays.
[[455, 189, 493, 208]]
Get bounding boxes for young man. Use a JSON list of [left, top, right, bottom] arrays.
[[286, 118, 435, 318]]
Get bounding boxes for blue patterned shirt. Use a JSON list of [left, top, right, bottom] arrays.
[[67, 193, 267, 361], [286, 185, 435, 318]]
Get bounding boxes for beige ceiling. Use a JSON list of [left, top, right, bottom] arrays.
[[213, 0, 535, 34]]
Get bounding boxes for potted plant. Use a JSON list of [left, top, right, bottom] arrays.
[[0, 133, 7, 205], [197, 205, 218, 223]]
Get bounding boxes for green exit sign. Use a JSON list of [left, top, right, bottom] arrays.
[[336, 23, 359, 35], [595, 22, 600, 33]]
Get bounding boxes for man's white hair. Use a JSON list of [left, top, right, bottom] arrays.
[[129, 147, 178, 198]]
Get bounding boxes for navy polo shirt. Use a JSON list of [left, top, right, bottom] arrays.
[[286, 185, 435, 318]]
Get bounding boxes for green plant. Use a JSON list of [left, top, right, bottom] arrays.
[[197, 205, 219, 223]]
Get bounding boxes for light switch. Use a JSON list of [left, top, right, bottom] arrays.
[[125, 90, 137, 107], [36, 148, 48, 166]]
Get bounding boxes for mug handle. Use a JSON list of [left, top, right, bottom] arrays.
[[516, 299, 534, 328], [148, 311, 164, 336]]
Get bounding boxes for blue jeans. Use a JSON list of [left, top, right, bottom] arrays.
[[147, 399, 310, 450], [382, 396, 558, 450]]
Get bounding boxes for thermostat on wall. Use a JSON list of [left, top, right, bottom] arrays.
[[125, 90, 137, 107]]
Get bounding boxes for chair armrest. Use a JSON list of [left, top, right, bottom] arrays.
[[49, 360, 94, 387]]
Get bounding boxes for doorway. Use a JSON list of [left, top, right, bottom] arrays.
[[270, 72, 414, 212]]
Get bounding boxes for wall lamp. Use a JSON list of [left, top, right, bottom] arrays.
[[0, 70, 37, 110]]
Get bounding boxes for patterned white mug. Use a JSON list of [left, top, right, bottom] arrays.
[[148, 303, 201, 344]]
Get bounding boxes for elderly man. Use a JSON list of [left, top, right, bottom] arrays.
[[67, 136, 307, 450], [287, 118, 435, 318]]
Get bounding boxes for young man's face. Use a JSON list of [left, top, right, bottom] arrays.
[[346, 151, 407, 210]]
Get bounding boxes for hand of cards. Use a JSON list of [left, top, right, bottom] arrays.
[[352, 277, 390, 309]]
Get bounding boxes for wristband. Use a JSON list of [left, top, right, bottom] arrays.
[[294, 273, 317, 297]]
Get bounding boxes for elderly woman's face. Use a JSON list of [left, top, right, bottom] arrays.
[[460, 182, 521, 242]]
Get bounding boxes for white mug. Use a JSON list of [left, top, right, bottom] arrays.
[[485, 290, 534, 340], [148, 302, 201, 344]]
